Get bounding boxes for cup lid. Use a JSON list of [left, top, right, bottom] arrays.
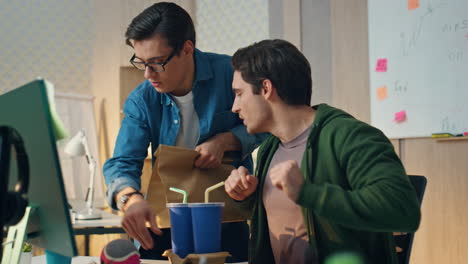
[[166, 203, 190, 208], [188, 202, 225, 207]]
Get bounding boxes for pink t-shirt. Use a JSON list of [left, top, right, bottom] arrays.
[[263, 126, 316, 264]]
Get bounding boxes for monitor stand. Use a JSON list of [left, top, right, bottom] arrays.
[[1, 206, 72, 264]]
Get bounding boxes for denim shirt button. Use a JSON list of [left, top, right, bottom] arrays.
[[174, 119, 179, 124]]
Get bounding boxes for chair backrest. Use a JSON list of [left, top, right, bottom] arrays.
[[395, 175, 427, 264]]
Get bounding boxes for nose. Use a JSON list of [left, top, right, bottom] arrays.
[[232, 97, 240, 114], [144, 66, 157, 79]]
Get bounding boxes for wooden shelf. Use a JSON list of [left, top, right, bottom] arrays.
[[435, 137, 468, 142]]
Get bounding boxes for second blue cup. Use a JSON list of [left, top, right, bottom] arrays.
[[167, 203, 194, 258], [189, 202, 224, 254]]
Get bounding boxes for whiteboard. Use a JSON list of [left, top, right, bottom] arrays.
[[54, 93, 106, 208], [368, 0, 468, 138]]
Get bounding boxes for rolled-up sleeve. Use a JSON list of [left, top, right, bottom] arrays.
[[103, 95, 150, 209]]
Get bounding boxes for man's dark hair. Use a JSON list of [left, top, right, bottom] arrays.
[[231, 39, 312, 106], [125, 2, 195, 54]]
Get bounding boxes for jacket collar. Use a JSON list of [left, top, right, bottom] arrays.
[[160, 48, 213, 105]]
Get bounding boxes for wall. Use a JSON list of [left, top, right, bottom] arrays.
[[301, 0, 333, 106], [196, 0, 269, 55], [328, 1, 468, 263], [0, 0, 93, 94]]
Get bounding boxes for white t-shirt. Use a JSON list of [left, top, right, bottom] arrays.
[[171, 91, 200, 149]]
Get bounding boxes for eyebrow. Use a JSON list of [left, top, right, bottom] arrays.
[[232, 88, 242, 93], [133, 55, 166, 61]]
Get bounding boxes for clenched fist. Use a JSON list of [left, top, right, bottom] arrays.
[[225, 166, 258, 201], [270, 160, 304, 202]]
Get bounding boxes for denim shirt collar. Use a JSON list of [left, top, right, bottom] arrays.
[[160, 48, 213, 106]]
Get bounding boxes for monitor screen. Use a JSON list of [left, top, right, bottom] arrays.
[[0, 80, 77, 257]]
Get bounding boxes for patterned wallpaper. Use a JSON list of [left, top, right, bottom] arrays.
[[0, 0, 93, 94], [0, 1, 269, 94], [119, 0, 269, 58], [195, 0, 269, 55]]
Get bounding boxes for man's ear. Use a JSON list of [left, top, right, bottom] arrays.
[[181, 40, 194, 56], [261, 79, 275, 100]]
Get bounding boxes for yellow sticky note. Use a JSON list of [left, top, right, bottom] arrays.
[[377, 85, 388, 101], [408, 0, 419, 10]]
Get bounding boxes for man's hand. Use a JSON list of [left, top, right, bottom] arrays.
[[194, 138, 224, 168], [121, 198, 162, 250], [269, 160, 305, 202], [194, 132, 241, 168], [225, 166, 258, 201]]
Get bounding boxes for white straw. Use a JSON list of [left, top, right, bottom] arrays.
[[204, 181, 225, 203]]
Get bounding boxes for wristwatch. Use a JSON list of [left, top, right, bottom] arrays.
[[116, 191, 143, 211]]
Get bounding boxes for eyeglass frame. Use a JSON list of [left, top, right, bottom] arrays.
[[129, 49, 177, 72]]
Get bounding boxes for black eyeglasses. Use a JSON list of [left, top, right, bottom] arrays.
[[129, 50, 177, 72]]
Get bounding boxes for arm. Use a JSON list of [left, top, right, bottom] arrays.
[[297, 124, 421, 233], [103, 96, 149, 209], [103, 95, 161, 249]]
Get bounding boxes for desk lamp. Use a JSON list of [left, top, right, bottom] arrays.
[[64, 128, 102, 220]]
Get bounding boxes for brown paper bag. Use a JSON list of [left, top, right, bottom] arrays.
[[146, 145, 250, 228]]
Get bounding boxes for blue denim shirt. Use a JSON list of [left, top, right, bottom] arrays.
[[103, 49, 265, 209]]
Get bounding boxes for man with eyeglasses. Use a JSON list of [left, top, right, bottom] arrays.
[[103, 2, 265, 262]]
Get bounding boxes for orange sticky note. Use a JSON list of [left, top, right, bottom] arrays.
[[377, 85, 388, 101], [375, 58, 387, 72], [408, 0, 419, 10], [394, 110, 407, 123]]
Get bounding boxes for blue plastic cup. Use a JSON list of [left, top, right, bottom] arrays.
[[167, 203, 194, 258], [189, 202, 224, 254]]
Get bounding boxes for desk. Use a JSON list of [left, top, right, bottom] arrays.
[[32, 256, 248, 264], [32, 256, 168, 264], [73, 210, 125, 256]]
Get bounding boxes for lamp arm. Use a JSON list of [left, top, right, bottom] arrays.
[[80, 130, 96, 210]]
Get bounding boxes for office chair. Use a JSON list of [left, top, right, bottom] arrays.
[[394, 175, 427, 264]]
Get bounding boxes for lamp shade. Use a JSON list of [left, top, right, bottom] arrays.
[[64, 130, 85, 157]]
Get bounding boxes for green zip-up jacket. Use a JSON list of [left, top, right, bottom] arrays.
[[243, 104, 421, 264]]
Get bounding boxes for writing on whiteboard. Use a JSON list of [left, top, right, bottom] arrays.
[[400, 1, 447, 56], [442, 19, 468, 32], [394, 80, 408, 93]]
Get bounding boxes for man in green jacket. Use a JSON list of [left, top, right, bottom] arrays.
[[225, 39, 421, 264]]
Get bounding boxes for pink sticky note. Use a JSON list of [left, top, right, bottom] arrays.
[[377, 85, 388, 101], [394, 110, 407, 123], [408, 0, 419, 10], [376, 59, 387, 72]]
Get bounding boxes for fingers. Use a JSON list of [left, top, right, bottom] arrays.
[[269, 160, 304, 202], [225, 166, 258, 201], [135, 216, 154, 250], [194, 142, 223, 168], [148, 210, 162, 236], [194, 153, 220, 168], [121, 202, 158, 250], [225, 178, 245, 201], [122, 214, 153, 250], [246, 174, 258, 187]]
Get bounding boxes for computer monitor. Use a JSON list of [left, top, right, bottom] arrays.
[[0, 80, 77, 262]]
